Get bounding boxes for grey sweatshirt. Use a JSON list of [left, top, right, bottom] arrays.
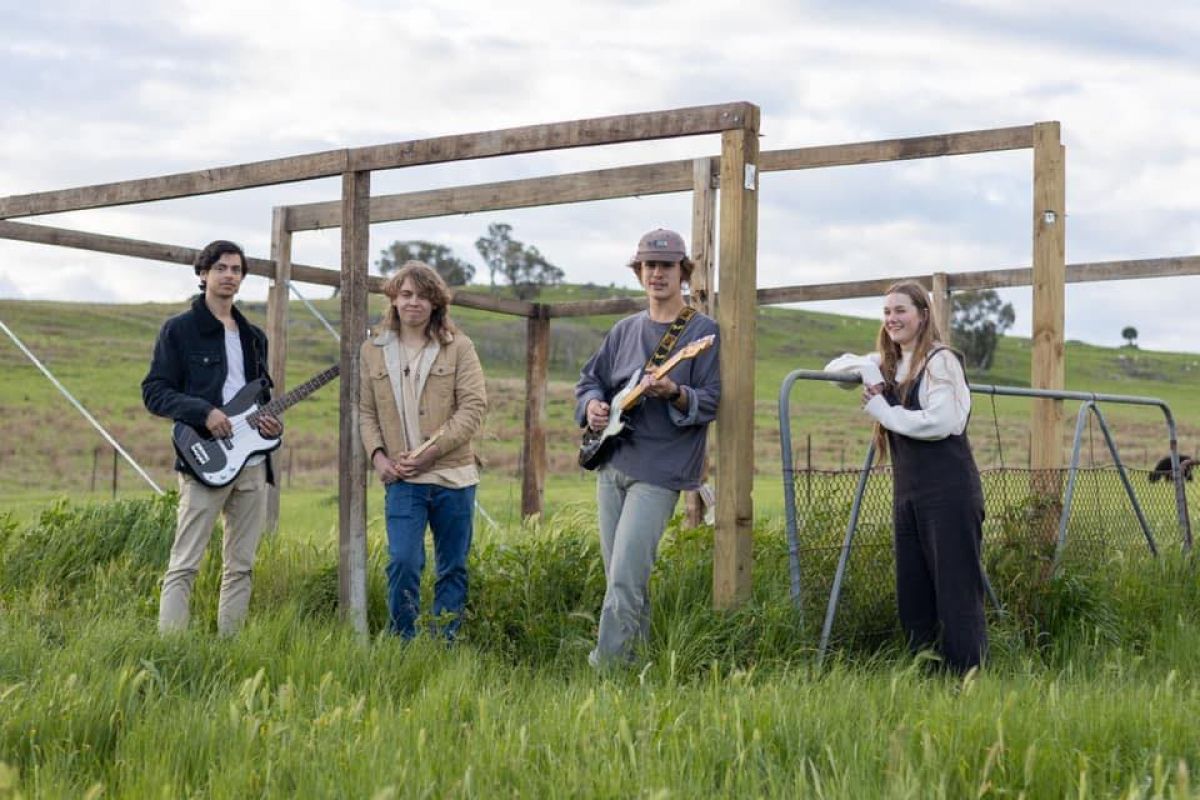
[[574, 311, 720, 491]]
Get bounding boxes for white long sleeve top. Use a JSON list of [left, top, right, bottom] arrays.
[[825, 349, 971, 440]]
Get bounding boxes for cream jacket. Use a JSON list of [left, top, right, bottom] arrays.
[[358, 327, 487, 469]]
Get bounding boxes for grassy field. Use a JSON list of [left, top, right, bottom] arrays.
[[2, 293, 1197, 510], [3, 491, 1200, 797], [3, 293, 1200, 796]]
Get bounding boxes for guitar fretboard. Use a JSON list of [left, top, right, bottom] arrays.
[[249, 364, 340, 420], [617, 335, 714, 412]]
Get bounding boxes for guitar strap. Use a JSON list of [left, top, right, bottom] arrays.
[[645, 306, 697, 371]]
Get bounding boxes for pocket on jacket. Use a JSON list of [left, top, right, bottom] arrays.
[[425, 364, 456, 404], [188, 352, 223, 370]]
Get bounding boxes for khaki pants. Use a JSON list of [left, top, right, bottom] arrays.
[[159, 462, 269, 636]]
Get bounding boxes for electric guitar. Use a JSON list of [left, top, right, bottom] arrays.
[[173, 364, 340, 487], [578, 334, 715, 470]]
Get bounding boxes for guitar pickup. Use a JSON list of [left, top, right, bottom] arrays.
[[190, 443, 211, 465], [220, 438, 234, 451]]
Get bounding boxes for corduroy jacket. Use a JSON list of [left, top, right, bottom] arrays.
[[358, 327, 487, 471]]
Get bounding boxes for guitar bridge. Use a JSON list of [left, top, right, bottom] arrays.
[[190, 443, 211, 465]]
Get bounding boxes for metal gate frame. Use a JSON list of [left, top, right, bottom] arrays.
[[778, 369, 1193, 660]]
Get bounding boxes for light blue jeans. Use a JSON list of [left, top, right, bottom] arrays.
[[591, 465, 680, 666]]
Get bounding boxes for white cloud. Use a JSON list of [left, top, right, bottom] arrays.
[[1, 0, 1199, 353]]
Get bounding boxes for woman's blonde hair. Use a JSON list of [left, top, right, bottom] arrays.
[[380, 261, 458, 344], [873, 280, 944, 459]]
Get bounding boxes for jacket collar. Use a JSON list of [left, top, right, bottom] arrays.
[[371, 326, 454, 347], [191, 294, 249, 335]]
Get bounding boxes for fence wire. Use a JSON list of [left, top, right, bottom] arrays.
[[787, 465, 1198, 647]]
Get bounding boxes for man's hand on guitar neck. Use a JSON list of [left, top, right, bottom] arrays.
[[641, 375, 686, 411], [205, 407, 282, 439]]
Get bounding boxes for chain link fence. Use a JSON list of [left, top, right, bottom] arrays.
[[787, 464, 1197, 648]]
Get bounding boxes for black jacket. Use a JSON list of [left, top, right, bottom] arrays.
[[142, 295, 275, 482]]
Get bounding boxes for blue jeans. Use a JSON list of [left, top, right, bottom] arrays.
[[384, 481, 476, 640]]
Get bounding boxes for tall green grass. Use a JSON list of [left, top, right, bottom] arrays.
[[4, 495, 1200, 797]]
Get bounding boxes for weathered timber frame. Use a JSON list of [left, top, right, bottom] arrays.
[[0, 102, 762, 623], [5, 115, 1200, 618]]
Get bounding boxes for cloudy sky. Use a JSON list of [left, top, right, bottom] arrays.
[[1, 0, 1198, 352]]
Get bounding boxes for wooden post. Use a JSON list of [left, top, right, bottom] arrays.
[[90, 446, 99, 493], [686, 156, 717, 527], [931, 271, 951, 343], [339, 170, 371, 636], [111, 447, 119, 499], [1031, 122, 1066, 499], [714, 108, 760, 609], [265, 207, 292, 533], [521, 308, 550, 517]]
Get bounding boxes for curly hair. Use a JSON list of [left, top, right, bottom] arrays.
[[379, 261, 458, 344]]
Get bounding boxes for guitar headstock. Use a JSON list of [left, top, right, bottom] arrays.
[[678, 334, 715, 359]]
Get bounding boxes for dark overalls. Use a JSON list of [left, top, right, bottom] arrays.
[[885, 349, 988, 672]]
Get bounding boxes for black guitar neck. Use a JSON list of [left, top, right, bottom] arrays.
[[249, 364, 340, 422]]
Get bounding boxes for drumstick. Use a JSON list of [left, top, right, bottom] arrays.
[[408, 427, 444, 460]]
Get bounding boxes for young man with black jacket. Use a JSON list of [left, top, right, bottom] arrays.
[[142, 240, 281, 636]]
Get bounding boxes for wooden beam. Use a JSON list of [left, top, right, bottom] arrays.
[[751, 255, 1200, 306], [931, 272, 950, 342], [265, 207, 292, 534], [1030, 123, 1066, 477], [521, 311, 550, 518], [287, 161, 698, 231], [449, 289, 537, 317], [0, 221, 545, 317], [713, 110, 760, 610], [686, 157, 717, 528], [0, 103, 754, 220], [0, 151, 349, 219], [284, 125, 1031, 231], [759, 125, 1035, 172], [345, 102, 756, 172], [338, 170, 371, 636], [689, 157, 718, 315], [4, 219, 1195, 310], [545, 297, 647, 318]]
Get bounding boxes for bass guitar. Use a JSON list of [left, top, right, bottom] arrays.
[[173, 364, 340, 487], [578, 334, 715, 470]]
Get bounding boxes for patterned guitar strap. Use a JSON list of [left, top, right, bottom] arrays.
[[645, 305, 697, 372]]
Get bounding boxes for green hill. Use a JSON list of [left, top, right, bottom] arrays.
[[1, 291, 1197, 503]]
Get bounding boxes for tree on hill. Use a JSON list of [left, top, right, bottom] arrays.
[[376, 240, 475, 286], [950, 289, 1015, 371], [1122, 325, 1139, 348], [474, 222, 564, 300]]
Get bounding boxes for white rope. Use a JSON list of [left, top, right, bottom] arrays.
[[290, 283, 498, 528], [0, 316, 165, 496]]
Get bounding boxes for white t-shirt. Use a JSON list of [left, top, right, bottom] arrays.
[[223, 327, 265, 466]]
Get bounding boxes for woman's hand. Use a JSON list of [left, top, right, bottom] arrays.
[[861, 382, 885, 407]]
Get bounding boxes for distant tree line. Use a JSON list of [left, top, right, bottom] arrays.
[[375, 222, 563, 300]]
